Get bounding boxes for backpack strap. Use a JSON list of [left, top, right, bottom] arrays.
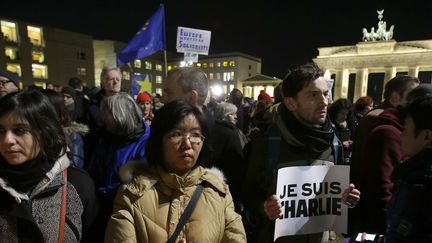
[[57, 169, 68, 243], [167, 184, 204, 243], [264, 124, 282, 187]]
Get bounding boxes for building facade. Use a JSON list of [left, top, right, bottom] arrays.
[[93, 40, 165, 95], [241, 74, 281, 100], [0, 17, 94, 88], [1, 17, 272, 99], [314, 39, 432, 103]]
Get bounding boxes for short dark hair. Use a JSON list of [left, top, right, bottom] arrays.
[[40, 89, 72, 126], [0, 91, 67, 163], [383, 75, 419, 101], [282, 63, 324, 97], [68, 77, 83, 89], [273, 82, 284, 103], [403, 96, 432, 137], [229, 88, 243, 105], [406, 84, 432, 104], [146, 100, 210, 168], [328, 98, 353, 123]]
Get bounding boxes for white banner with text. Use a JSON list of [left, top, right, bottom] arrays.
[[274, 165, 349, 241], [176, 26, 211, 55]]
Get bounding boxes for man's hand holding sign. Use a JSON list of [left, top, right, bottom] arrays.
[[262, 165, 360, 241]]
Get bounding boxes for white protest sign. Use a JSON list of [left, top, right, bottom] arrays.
[[274, 165, 349, 241], [184, 52, 199, 63], [327, 79, 334, 102], [176, 27, 211, 55]]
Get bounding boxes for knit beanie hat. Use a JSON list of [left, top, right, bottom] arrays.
[[136, 92, 152, 103], [258, 90, 272, 104], [61, 86, 76, 100], [0, 70, 19, 87]]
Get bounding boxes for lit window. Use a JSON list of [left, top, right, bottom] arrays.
[[32, 64, 48, 79], [122, 71, 130, 80], [155, 64, 163, 71], [6, 63, 21, 77], [5, 47, 18, 60], [223, 85, 227, 94], [27, 26, 43, 46], [134, 60, 141, 68], [77, 67, 87, 76], [156, 88, 162, 96], [156, 75, 162, 84], [168, 65, 172, 71], [145, 61, 152, 70], [203, 63, 207, 68], [223, 61, 228, 67], [209, 73, 214, 79], [209, 63, 214, 68], [1, 20, 18, 42], [230, 72, 235, 80], [32, 51, 45, 63], [217, 62, 221, 67], [216, 73, 221, 80], [229, 84, 234, 92], [196, 63, 201, 67], [229, 61, 235, 67], [223, 72, 229, 82]]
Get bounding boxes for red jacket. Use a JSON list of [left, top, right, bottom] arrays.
[[350, 107, 403, 234]]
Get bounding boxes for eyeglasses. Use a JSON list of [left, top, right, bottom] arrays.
[[168, 131, 205, 145], [0, 80, 13, 86]]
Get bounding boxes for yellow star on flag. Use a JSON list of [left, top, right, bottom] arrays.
[[136, 75, 152, 93]]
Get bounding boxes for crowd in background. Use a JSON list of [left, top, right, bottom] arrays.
[[0, 64, 431, 243]]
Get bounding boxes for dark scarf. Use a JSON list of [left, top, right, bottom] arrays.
[[0, 155, 53, 193], [280, 105, 334, 155]]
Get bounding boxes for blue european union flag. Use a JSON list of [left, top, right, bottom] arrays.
[[117, 4, 166, 65], [131, 73, 152, 97]]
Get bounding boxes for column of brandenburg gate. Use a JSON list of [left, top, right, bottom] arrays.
[[313, 10, 432, 103]]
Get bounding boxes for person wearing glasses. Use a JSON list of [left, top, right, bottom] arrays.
[[105, 100, 246, 243], [0, 71, 19, 98]]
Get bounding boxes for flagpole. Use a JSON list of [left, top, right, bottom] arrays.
[[163, 3, 168, 77], [164, 50, 168, 77]]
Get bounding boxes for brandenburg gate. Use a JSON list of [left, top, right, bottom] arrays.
[[313, 10, 432, 102]]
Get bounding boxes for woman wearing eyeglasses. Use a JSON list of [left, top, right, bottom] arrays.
[[105, 100, 246, 243]]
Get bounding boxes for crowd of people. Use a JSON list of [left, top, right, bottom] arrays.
[[0, 62, 431, 243]]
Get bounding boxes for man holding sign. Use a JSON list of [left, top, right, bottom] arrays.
[[242, 63, 360, 242]]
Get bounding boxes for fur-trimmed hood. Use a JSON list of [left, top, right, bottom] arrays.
[[119, 159, 226, 183], [63, 122, 89, 137], [119, 160, 228, 198], [0, 153, 70, 203]]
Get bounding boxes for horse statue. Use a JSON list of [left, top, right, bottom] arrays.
[[362, 9, 395, 42], [383, 25, 394, 40], [362, 28, 371, 41]]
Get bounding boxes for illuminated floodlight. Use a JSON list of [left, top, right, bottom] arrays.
[[211, 85, 223, 96]]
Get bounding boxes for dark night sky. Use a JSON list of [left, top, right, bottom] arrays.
[[2, 0, 432, 78]]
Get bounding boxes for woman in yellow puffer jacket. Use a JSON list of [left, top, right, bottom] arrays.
[[105, 100, 246, 243]]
